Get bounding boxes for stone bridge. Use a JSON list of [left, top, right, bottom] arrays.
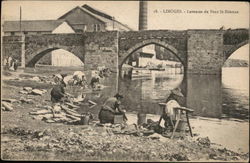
[[2, 29, 249, 74]]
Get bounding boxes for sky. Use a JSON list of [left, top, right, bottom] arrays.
[[1, 0, 249, 60]]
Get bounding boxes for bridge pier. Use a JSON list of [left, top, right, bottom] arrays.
[[187, 30, 224, 75]]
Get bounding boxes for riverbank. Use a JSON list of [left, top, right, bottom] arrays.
[[1, 69, 249, 161], [1, 112, 249, 161], [125, 113, 249, 153]]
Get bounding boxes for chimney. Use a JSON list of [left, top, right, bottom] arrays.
[[138, 0, 148, 30]]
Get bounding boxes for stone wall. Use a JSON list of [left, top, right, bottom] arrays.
[[2, 36, 23, 61], [84, 31, 118, 71], [187, 30, 224, 74]]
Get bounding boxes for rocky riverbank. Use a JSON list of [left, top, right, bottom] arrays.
[[1, 121, 249, 161], [1, 69, 249, 161]]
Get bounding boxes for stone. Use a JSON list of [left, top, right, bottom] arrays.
[[2, 101, 14, 111], [31, 76, 40, 81], [2, 98, 18, 103], [45, 119, 55, 123], [20, 97, 34, 104], [40, 89, 47, 94], [197, 137, 211, 147], [32, 116, 44, 120], [19, 90, 29, 94], [31, 89, 44, 96], [23, 87, 33, 92]]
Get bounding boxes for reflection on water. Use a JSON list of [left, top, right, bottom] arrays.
[[222, 67, 249, 119], [84, 67, 249, 120], [119, 70, 184, 115], [186, 74, 222, 118]]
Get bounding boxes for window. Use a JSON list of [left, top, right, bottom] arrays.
[[83, 25, 87, 32], [10, 32, 15, 36], [37, 31, 41, 34], [24, 31, 28, 35], [94, 24, 101, 32], [75, 29, 83, 33]]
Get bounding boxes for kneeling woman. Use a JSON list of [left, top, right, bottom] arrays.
[[98, 93, 127, 124]]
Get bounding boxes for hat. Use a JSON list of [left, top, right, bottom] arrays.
[[170, 88, 184, 97], [114, 93, 123, 99], [60, 80, 67, 87]]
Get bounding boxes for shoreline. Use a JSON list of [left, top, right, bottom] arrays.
[[125, 113, 249, 153]]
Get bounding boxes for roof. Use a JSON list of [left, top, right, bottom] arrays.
[[82, 4, 113, 20], [3, 20, 67, 32], [81, 5, 133, 31], [58, 5, 133, 31]]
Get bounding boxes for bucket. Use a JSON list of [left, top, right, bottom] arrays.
[[137, 113, 147, 125], [80, 115, 90, 125], [176, 120, 187, 132], [114, 115, 124, 124]]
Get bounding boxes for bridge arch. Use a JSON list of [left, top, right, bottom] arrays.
[[119, 39, 183, 69], [26, 46, 84, 67], [224, 40, 249, 63]]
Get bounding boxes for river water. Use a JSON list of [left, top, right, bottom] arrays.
[[94, 67, 249, 121]]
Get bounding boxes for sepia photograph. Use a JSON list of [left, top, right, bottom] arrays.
[[1, 0, 249, 161]]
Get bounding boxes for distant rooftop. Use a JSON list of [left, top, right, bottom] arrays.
[[82, 4, 113, 20], [3, 20, 67, 32]]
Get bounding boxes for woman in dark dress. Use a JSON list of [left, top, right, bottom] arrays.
[[50, 81, 67, 103], [98, 93, 127, 124]]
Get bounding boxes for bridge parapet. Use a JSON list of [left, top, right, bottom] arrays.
[[119, 30, 187, 51], [223, 29, 249, 45], [3, 35, 23, 43], [223, 29, 249, 61]]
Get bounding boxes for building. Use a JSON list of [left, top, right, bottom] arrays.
[[57, 4, 133, 32], [3, 5, 133, 35]]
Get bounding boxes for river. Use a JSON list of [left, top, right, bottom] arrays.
[[107, 67, 249, 120], [76, 67, 249, 121]]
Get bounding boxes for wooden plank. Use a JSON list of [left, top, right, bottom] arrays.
[[173, 107, 194, 113], [171, 118, 180, 139], [66, 114, 81, 121], [186, 112, 193, 137], [61, 105, 81, 117], [65, 102, 80, 108], [158, 103, 167, 106]]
